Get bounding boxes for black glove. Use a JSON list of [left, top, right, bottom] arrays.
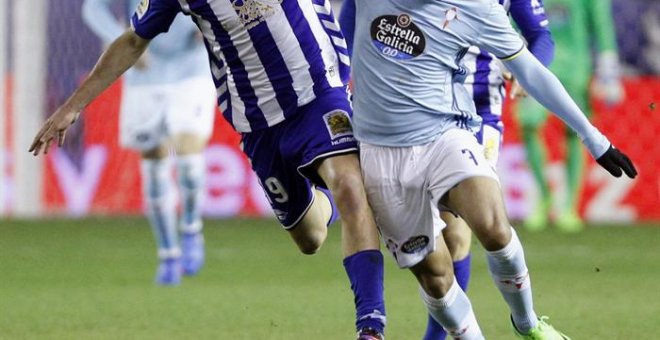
[[596, 145, 638, 178]]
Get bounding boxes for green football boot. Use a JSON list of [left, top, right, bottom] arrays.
[[513, 316, 571, 340]]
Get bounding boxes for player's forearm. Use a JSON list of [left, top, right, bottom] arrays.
[[504, 50, 610, 158], [62, 30, 149, 113]]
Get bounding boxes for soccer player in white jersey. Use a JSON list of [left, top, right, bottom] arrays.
[[30, 0, 386, 338], [81, 0, 216, 286], [345, 0, 636, 339]]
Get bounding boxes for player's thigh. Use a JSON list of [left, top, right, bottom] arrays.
[[166, 76, 216, 152], [360, 142, 445, 269], [440, 211, 472, 261], [172, 133, 208, 155], [119, 84, 169, 151], [444, 176, 511, 251], [422, 129, 508, 250]]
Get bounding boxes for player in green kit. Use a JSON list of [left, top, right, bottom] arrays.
[[518, 0, 624, 232]]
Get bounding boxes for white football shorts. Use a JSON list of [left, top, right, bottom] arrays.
[[360, 128, 499, 268], [119, 76, 216, 151]]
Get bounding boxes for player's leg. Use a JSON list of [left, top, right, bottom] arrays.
[[422, 117, 501, 340], [172, 133, 208, 275], [314, 153, 387, 339], [140, 145, 181, 285], [241, 88, 386, 338], [360, 139, 483, 340], [298, 89, 385, 338], [556, 76, 591, 232], [168, 76, 216, 275], [517, 97, 552, 231], [120, 85, 181, 285], [440, 141, 567, 336], [422, 212, 472, 340], [411, 241, 484, 340]]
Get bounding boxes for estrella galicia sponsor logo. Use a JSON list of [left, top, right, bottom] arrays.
[[401, 235, 429, 254], [370, 14, 426, 60]]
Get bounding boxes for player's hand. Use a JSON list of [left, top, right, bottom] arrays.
[[509, 79, 528, 99], [596, 145, 637, 179], [29, 108, 80, 156], [502, 72, 527, 99]]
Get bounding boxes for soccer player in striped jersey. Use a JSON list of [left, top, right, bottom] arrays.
[[342, 0, 636, 338], [30, 0, 386, 338], [339, 0, 554, 338], [82, 0, 216, 286]]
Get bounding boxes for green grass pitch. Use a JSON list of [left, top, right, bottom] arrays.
[[1, 217, 658, 339]]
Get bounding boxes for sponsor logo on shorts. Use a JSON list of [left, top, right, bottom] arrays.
[[401, 235, 429, 254], [371, 14, 426, 60], [323, 110, 355, 145], [136, 0, 149, 20]]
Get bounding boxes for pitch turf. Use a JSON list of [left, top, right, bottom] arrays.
[[0, 217, 658, 339]]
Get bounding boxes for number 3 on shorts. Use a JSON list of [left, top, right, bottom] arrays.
[[263, 177, 289, 203]]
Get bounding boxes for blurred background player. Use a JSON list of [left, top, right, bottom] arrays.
[[82, 0, 217, 285], [32, 0, 387, 338], [339, 0, 554, 338], [516, 0, 624, 232]]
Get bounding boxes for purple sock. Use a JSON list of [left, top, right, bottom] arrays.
[[423, 254, 472, 340], [343, 249, 386, 333], [317, 187, 340, 226]]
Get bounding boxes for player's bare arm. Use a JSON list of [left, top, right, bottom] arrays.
[[503, 50, 638, 179], [29, 29, 150, 156]]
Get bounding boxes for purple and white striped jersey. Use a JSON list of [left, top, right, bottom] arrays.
[[131, 0, 350, 133], [462, 0, 553, 120]]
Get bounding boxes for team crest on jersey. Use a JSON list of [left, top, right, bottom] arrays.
[[401, 235, 429, 254], [136, 0, 149, 19], [232, 0, 283, 29], [371, 14, 426, 60], [323, 110, 354, 144]]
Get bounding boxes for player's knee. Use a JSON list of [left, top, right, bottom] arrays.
[[470, 212, 511, 250], [418, 270, 454, 299], [290, 221, 327, 255], [296, 236, 324, 255], [325, 171, 365, 209]]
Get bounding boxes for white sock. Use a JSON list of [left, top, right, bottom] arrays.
[[486, 227, 538, 332], [419, 279, 484, 340], [142, 158, 180, 259], [176, 154, 205, 234]]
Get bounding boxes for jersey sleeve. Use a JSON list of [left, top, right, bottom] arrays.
[[130, 0, 182, 40], [509, 0, 554, 66], [82, 0, 126, 45], [338, 0, 356, 56], [586, 0, 618, 53], [474, 1, 526, 60]]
